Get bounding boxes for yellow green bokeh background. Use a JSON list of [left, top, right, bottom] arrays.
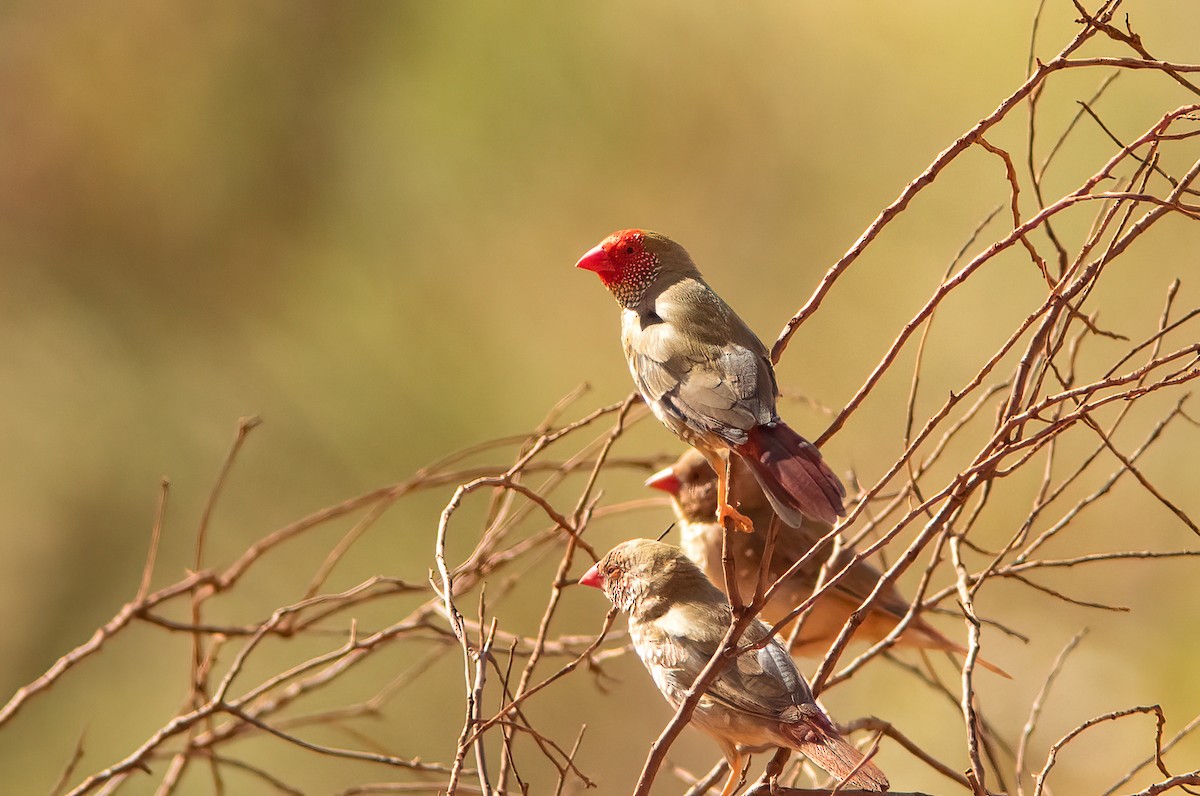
[[1, 2, 1197, 794]]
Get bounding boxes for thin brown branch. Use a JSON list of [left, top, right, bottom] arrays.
[[1033, 705, 1169, 796], [1017, 630, 1089, 796], [771, 6, 1123, 364], [0, 571, 215, 727]]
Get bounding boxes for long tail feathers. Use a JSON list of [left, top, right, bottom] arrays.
[[735, 421, 846, 527], [967, 652, 1012, 679], [781, 715, 889, 792], [908, 618, 1013, 678]]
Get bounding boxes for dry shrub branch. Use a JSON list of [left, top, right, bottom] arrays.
[[5, 1, 1199, 794]]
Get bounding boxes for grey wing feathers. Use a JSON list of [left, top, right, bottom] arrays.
[[639, 628, 692, 671], [751, 631, 813, 703], [657, 617, 814, 722], [709, 623, 815, 719], [628, 332, 775, 445]]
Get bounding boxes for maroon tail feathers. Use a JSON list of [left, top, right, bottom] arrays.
[[780, 713, 889, 791], [734, 421, 846, 528]]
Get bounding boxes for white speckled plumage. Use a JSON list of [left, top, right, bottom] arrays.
[[577, 230, 847, 530]]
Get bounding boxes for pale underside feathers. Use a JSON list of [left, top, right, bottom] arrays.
[[581, 539, 889, 792], [576, 229, 847, 528]]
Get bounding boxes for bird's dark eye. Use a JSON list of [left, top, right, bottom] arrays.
[[624, 246, 634, 255]]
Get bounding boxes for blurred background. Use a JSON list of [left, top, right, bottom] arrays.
[[1, 2, 1198, 793]]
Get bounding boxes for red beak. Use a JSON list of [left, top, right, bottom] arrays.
[[645, 466, 682, 495], [575, 243, 616, 276], [578, 563, 603, 589]]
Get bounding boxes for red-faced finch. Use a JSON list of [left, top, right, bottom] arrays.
[[575, 229, 845, 532], [579, 538, 890, 795], [647, 449, 1011, 677]]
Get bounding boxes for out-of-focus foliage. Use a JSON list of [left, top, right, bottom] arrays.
[[1, 2, 1197, 794]]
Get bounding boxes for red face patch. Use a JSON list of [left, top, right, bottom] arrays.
[[576, 229, 659, 306]]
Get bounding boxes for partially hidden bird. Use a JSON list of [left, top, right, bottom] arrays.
[[648, 448, 1010, 676], [580, 538, 889, 795], [575, 229, 845, 531]]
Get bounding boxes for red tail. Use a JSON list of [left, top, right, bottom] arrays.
[[780, 712, 889, 791], [734, 421, 846, 527]]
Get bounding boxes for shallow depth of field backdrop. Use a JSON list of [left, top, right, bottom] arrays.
[[1, 2, 1198, 795]]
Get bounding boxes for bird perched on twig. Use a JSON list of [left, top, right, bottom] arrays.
[[647, 448, 1010, 676], [579, 538, 889, 796], [575, 229, 845, 532]]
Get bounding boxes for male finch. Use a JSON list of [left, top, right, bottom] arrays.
[[647, 449, 1010, 676], [576, 229, 845, 532], [580, 539, 889, 795]]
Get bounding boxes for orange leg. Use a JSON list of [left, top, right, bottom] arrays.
[[702, 450, 754, 533], [718, 751, 747, 796]]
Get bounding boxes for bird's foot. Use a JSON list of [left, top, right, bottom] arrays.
[[718, 502, 754, 533]]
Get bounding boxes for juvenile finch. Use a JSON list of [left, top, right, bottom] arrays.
[[579, 538, 889, 795], [575, 229, 845, 531], [648, 448, 1010, 676]]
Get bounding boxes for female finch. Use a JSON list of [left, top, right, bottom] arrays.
[[579, 538, 889, 795], [576, 229, 845, 532], [647, 449, 1010, 676]]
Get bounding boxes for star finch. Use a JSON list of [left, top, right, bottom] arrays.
[[575, 229, 845, 532], [579, 538, 889, 795], [648, 448, 1010, 675]]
